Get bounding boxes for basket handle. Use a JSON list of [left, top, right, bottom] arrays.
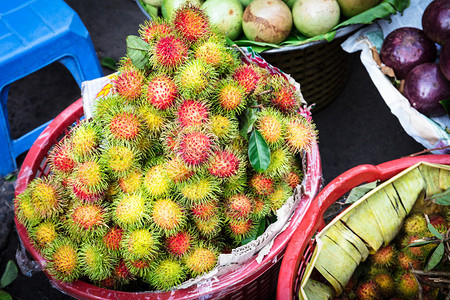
[[277, 154, 450, 300]]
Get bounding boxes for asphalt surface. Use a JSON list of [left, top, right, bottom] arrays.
[[0, 0, 426, 299]]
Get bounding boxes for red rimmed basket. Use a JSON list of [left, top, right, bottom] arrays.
[[14, 98, 322, 300], [276, 154, 450, 300]]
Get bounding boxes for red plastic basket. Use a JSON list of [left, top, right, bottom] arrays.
[[276, 154, 450, 300], [14, 98, 322, 300]]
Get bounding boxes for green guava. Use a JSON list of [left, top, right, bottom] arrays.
[[201, 0, 243, 40], [161, 0, 204, 20], [336, 0, 380, 18], [292, 0, 340, 38]]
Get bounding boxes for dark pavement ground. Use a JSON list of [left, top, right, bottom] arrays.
[[0, 0, 426, 299]]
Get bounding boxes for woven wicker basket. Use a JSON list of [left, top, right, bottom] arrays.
[[259, 25, 361, 112]]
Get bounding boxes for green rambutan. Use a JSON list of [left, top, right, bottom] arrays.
[[176, 98, 209, 127], [268, 183, 292, 212], [213, 78, 246, 114], [372, 272, 395, 297], [232, 63, 262, 94], [177, 174, 221, 205], [138, 103, 168, 136], [193, 36, 234, 72], [190, 198, 219, 221], [118, 169, 143, 194], [396, 272, 419, 299], [174, 59, 217, 98], [255, 107, 284, 146], [403, 213, 428, 236], [184, 242, 218, 277], [150, 198, 186, 235], [139, 18, 173, 44], [29, 219, 59, 249], [102, 226, 124, 253], [252, 196, 270, 219], [209, 114, 239, 143], [102, 105, 145, 146], [65, 202, 109, 240], [171, 3, 211, 45], [165, 156, 194, 184], [356, 280, 381, 300], [250, 173, 274, 196], [143, 164, 172, 198], [264, 147, 292, 177], [70, 159, 109, 194], [176, 127, 216, 167], [371, 244, 396, 268], [15, 188, 43, 228], [92, 94, 124, 120], [79, 240, 115, 282], [207, 148, 243, 180], [221, 173, 247, 197], [121, 227, 160, 261], [145, 73, 178, 110], [48, 138, 75, 176], [150, 35, 188, 73], [111, 192, 149, 229], [225, 193, 253, 221], [68, 121, 102, 162], [285, 115, 317, 154], [43, 237, 81, 283], [227, 218, 256, 243], [101, 143, 140, 178], [113, 64, 145, 102], [194, 214, 222, 238], [267, 75, 301, 112], [165, 229, 195, 257], [146, 257, 187, 291], [28, 176, 65, 219]]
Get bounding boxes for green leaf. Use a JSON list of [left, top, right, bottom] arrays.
[[239, 106, 258, 140], [0, 260, 18, 289], [241, 218, 267, 245], [139, 0, 159, 20], [440, 98, 450, 115], [431, 189, 450, 205], [424, 242, 444, 271], [345, 180, 378, 204], [248, 129, 271, 172], [126, 35, 150, 69], [4, 174, 16, 181], [100, 57, 118, 71], [427, 222, 444, 240], [406, 240, 434, 248], [0, 290, 12, 300]]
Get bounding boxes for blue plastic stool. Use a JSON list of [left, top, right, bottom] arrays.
[[0, 0, 103, 177]]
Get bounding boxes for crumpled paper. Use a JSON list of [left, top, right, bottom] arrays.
[[341, 0, 450, 154]]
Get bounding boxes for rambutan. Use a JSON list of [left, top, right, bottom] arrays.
[[193, 36, 234, 72], [150, 35, 188, 73], [372, 272, 395, 297], [65, 202, 109, 240], [176, 98, 209, 127], [68, 121, 101, 161], [146, 257, 187, 291], [356, 280, 381, 300], [176, 128, 215, 167], [209, 114, 239, 143], [139, 18, 173, 44], [113, 64, 145, 102], [232, 63, 262, 94], [184, 242, 218, 277], [267, 76, 301, 112], [165, 156, 194, 184], [125, 258, 153, 278], [284, 168, 303, 189], [190, 199, 219, 221], [150, 198, 186, 235], [79, 240, 114, 282], [102, 226, 124, 253], [227, 218, 256, 242], [15, 189, 42, 228], [221, 173, 247, 197], [121, 228, 160, 261], [29, 220, 59, 249], [178, 174, 221, 205], [401, 235, 435, 259], [145, 73, 178, 110], [268, 184, 292, 212], [48, 138, 75, 175], [397, 251, 422, 271], [111, 192, 149, 229], [194, 214, 222, 238], [285, 115, 317, 154], [174, 59, 217, 98], [256, 108, 284, 146], [252, 197, 270, 219], [171, 3, 211, 45], [28, 176, 65, 219], [71, 159, 108, 194], [111, 259, 134, 287], [213, 78, 246, 114], [138, 103, 168, 137], [118, 169, 143, 194], [69, 181, 105, 203], [371, 244, 396, 268], [250, 173, 274, 196], [102, 106, 145, 146], [101, 143, 140, 178], [160, 123, 180, 155], [165, 230, 195, 257], [207, 148, 243, 180], [396, 272, 419, 299], [43, 237, 81, 283], [225, 194, 253, 221], [264, 147, 292, 177], [143, 164, 172, 197], [429, 214, 448, 234], [403, 213, 428, 236]]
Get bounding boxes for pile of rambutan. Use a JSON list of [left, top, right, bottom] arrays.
[[337, 212, 449, 300], [14, 3, 317, 292]]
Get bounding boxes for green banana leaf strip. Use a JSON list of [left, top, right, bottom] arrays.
[[431, 189, 450, 205], [425, 242, 445, 271], [382, 184, 408, 219], [345, 180, 378, 204], [303, 279, 334, 300], [391, 167, 425, 214], [419, 164, 445, 197], [248, 129, 271, 172]]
